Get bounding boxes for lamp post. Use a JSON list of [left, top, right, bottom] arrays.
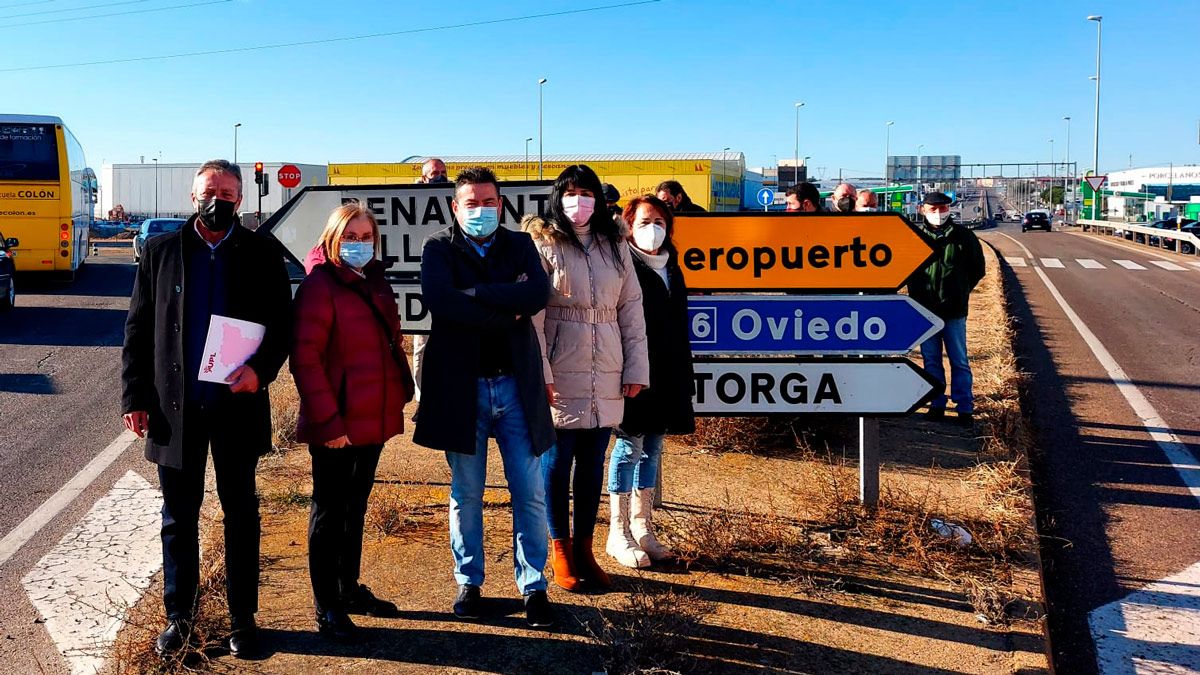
[[1049, 139, 1055, 213], [1063, 116, 1071, 219], [793, 102, 804, 188], [524, 137, 533, 180], [720, 146, 730, 212], [916, 143, 924, 196], [1087, 14, 1102, 219], [233, 123, 241, 165], [884, 121, 894, 185], [537, 77, 547, 179], [152, 157, 159, 218]]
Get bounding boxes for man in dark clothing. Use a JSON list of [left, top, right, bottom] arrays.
[[907, 191, 985, 426], [655, 180, 707, 213], [121, 159, 291, 659], [414, 167, 557, 629]]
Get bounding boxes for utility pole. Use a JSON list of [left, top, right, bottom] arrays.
[[1088, 15, 1103, 219], [537, 78, 547, 179]]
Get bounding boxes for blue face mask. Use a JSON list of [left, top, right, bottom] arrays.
[[459, 206, 499, 238], [339, 241, 374, 269]]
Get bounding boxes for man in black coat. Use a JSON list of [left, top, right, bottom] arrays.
[[413, 167, 557, 628], [121, 160, 291, 659]]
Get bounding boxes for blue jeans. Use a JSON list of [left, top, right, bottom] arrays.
[[542, 427, 612, 540], [919, 316, 973, 413], [446, 376, 548, 595], [607, 432, 664, 494]]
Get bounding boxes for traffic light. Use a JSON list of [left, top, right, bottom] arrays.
[[254, 162, 264, 184], [254, 162, 268, 197]]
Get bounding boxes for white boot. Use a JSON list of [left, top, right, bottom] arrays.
[[630, 487, 672, 561], [605, 492, 650, 568]]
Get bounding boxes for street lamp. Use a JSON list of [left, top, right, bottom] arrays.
[[720, 146, 730, 211], [793, 102, 804, 188], [152, 157, 159, 218], [1087, 14, 1102, 219], [1049, 139, 1055, 212], [524, 137, 533, 180], [233, 122, 241, 165], [1063, 116, 1071, 218], [537, 77, 547, 179], [917, 144, 924, 193], [884, 121, 894, 185]]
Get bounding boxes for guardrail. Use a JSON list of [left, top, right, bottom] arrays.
[[1079, 218, 1200, 256]]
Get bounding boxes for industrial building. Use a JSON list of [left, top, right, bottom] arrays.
[[1103, 165, 1200, 219], [327, 153, 746, 211]]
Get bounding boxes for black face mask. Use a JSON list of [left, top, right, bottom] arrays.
[[836, 196, 855, 213], [427, 175, 449, 184], [197, 197, 237, 232]]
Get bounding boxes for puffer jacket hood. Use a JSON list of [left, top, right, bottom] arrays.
[[523, 214, 650, 430]]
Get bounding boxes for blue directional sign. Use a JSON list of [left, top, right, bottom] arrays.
[[687, 295, 944, 356], [756, 187, 775, 207]]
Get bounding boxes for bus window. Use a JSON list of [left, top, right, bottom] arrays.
[[0, 123, 60, 181]]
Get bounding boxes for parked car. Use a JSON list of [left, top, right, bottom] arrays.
[[1022, 210, 1052, 232], [133, 218, 186, 261], [0, 232, 17, 311], [1151, 218, 1197, 249]]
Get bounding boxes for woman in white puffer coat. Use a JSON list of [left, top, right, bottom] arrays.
[[523, 164, 649, 592]]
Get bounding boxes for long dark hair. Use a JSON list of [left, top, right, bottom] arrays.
[[549, 164, 624, 268]]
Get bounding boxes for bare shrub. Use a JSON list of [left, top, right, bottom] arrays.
[[586, 581, 716, 675], [269, 364, 301, 452]]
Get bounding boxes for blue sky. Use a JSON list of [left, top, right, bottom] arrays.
[[4, 0, 1197, 179]]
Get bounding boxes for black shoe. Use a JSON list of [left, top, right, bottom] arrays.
[[925, 407, 946, 421], [343, 583, 399, 618], [154, 618, 191, 658], [228, 615, 258, 659], [452, 584, 483, 620], [316, 610, 358, 642], [524, 590, 556, 629], [956, 412, 974, 427]]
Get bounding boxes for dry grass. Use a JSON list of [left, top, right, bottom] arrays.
[[681, 415, 852, 456], [364, 484, 441, 539], [584, 581, 716, 675], [269, 364, 301, 452]]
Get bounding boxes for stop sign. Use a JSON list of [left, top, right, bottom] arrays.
[[277, 164, 302, 189]]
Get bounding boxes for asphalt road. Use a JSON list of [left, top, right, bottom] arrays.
[[0, 250, 151, 673], [980, 223, 1200, 673]]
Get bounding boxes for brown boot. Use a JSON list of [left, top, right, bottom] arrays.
[[573, 536, 611, 589], [549, 538, 581, 592]]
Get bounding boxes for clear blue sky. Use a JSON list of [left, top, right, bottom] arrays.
[[4, 0, 1197, 178]]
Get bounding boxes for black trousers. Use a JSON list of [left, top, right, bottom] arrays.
[[308, 444, 383, 614], [158, 405, 261, 620]]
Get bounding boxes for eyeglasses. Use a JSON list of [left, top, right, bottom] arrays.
[[340, 234, 373, 243]]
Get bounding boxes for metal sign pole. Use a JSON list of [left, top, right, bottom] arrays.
[[859, 417, 880, 507]]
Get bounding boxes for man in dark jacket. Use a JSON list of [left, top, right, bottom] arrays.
[[121, 160, 291, 658], [907, 192, 985, 426], [414, 167, 557, 628]]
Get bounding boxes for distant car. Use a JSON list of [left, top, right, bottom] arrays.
[[133, 218, 186, 261], [0, 232, 17, 311], [1022, 210, 1051, 232], [1010, 212, 1024, 222], [1150, 218, 1197, 249]]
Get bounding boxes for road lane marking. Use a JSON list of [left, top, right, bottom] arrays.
[[1041, 258, 1065, 268], [0, 429, 138, 569], [1114, 260, 1147, 270], [22, 471, 162, 675], [1077, 259, 1106, 269], [996, 231, 1200, 674], [1064, 230, 1199, 262], [1005, 256, 1028, 267], [1149, 260, 1188, 271], [1190, 262, 1200, 270]]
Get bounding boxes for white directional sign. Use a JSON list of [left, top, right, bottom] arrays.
[[692, 358, 937, 415], [395, 283, 430, 334]]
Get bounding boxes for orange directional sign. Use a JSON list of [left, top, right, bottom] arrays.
[[673, 213, 935, 292]]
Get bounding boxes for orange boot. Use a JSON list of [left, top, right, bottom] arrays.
[[573, 536, 612, 589], [549, 538, 581, 591]]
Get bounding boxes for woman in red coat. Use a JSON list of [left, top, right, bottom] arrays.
[[291, 201, 414, 641]]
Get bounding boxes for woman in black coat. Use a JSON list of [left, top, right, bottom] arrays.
[[605, 195, 695, 568]]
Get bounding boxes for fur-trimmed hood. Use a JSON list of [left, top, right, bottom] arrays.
[[520, 213, 631, 240]]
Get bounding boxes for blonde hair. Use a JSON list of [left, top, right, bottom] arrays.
[[319, 201, 379, 265]]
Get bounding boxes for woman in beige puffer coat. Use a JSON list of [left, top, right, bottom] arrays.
[[523, 164, 649, 592]]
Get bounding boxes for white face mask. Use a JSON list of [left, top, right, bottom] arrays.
[[633, 223, 666, 252], [562, 195, 596, 226], [925, 210, 949, 227]]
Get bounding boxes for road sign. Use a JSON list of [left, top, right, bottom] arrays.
[[1084, 175, 1107, 192], [687, 295, 943, 355], [393, 283, 430, 334], [261, 181, 553, 277], [277, 164, 303, 189], [673, 213, 935, 292], [691, 357, 937, 415], [756, 187, 774, 207]]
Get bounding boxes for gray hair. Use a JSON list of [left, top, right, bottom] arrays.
[[195, 159, 243, 192]]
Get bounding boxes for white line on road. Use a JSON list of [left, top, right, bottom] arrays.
[[1149, 260, 1188, 271], [22, 471, 162, 675], [1077, 259, 1107, 269], [995, 232, 1200, 674], [1041, 257, 1065, 268], [1064, 230, 1200, 263], [0, 429, 139, 569], [1005, 256, 1028, 267], [1190, 262, 1200, 270], [1114, 260, 1148, 270]]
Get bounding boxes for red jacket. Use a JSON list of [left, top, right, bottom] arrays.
[[291, 246, 413, 446]]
